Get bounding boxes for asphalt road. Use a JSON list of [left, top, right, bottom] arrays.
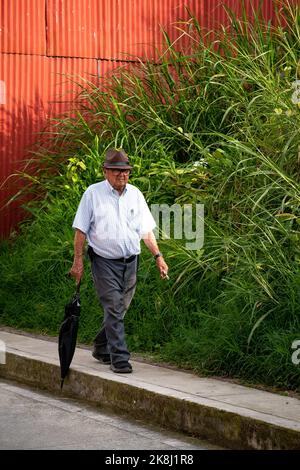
[[0, 379, 221, 450]]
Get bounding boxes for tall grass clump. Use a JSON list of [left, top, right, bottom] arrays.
[[1, 0, 300, 390]]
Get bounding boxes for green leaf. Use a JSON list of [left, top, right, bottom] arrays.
[[275, 213, 296, 221], [77, 161, 87, 171], [247, 312, 270, 346]]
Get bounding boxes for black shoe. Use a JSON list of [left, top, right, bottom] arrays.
[[110, 361, 132, 373], [92, 351, 111, 364]]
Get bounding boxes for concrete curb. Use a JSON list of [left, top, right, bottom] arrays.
[[1, 347, 300, 450]]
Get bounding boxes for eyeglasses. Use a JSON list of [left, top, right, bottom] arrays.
[[110, 169, 131, 175]]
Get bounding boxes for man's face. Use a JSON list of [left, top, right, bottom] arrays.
[[104, 168, 131, 192]]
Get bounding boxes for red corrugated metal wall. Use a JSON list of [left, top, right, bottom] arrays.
[[46, 0, 206, 60], [0, 0, 293, 237]]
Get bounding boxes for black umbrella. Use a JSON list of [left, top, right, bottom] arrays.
[[58, 281, 81, 389]]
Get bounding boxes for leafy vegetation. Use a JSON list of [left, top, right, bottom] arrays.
[[1, 1, 300, 390]]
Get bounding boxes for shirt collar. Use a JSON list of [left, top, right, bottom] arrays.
[[105, 179, 128, 195]]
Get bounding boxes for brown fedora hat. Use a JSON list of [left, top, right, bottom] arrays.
[[103, 148, 132, 170]]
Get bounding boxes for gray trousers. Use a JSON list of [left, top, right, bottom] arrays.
[[90, 251, 138, 365]]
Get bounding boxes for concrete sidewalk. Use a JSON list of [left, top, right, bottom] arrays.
[[0, 329, 300, 450]]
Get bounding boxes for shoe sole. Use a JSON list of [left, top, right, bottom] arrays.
[[110, 365, 132, 373], [92, 352, 111, 364]]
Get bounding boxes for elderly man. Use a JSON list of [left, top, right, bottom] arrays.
[[70, 148, 168, 373]]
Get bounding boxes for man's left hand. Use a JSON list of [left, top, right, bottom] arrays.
[[156, 257, 169, 279]]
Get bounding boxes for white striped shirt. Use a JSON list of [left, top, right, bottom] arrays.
[[72, 179, 156, 258]]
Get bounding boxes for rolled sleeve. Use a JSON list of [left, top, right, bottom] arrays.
[[72, 190, 92, 235]]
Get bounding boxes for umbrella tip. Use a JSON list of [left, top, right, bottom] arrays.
[[60, 379, 64, 390]]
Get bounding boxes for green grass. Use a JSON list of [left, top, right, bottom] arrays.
[[1, 0, 300, 391]]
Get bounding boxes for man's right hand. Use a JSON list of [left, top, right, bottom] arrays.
[[69, 258, 84, 285]]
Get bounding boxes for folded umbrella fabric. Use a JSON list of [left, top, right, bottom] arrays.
[[58, 282, 81, 389]]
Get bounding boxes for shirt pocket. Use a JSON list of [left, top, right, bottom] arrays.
[[126, 207, 140, 232]]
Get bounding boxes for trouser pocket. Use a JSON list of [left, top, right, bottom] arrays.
[[87, 245, 96, 262]]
